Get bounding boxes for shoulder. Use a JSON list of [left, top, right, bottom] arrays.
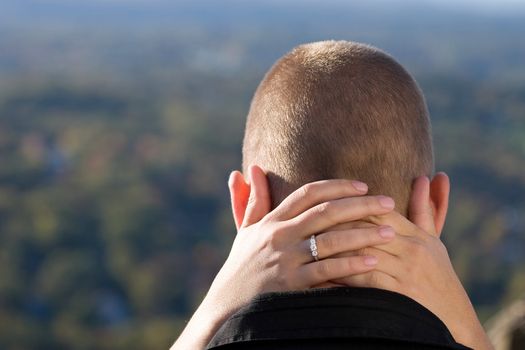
[[207, 287, 471, 350]]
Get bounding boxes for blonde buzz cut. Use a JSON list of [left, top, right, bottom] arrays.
[[242, 40, 434, 215]]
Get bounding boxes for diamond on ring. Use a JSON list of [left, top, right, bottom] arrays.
[[310, 235, 319, 261]]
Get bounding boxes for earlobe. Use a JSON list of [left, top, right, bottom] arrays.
[[228, 171, 251, 230], [429, 172, 450, 236]]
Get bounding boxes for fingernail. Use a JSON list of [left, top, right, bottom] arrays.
[[364, 256, 378, 266], [352, 181, 368, 192], [379, 226, 395, 238], [378, 196, 395, 209]]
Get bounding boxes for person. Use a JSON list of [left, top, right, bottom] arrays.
[[172, 41, 493, 349]]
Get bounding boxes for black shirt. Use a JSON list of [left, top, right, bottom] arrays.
[[207, 287, 472, 349]]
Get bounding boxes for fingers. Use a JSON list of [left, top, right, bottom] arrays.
[[356, 245, 422, 282], [332, 270, 399, 292], [289, 195, 395, 237], [270, 179, 369, 221], [408, 175, 436, 235], [330, 247, 402, 289], [297, 255, 378, 287], [367, 210, 428, 240], [304, 226, 396, 263], [241, 165, 272, 228]]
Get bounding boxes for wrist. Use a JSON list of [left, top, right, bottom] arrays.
[[443, 291, 493, 350], [171, 298, 226, 350], [453, 324, 493, 350], [172, 271, 242, 350]]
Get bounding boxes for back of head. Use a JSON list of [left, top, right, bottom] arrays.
[[242, 40, 434, 215]]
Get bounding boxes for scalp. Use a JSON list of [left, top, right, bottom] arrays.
[[243, 40, 434, 215]]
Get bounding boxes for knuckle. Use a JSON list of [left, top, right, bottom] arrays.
[[363, 197, 376, 212], [315, 262, 330, 278], [265, 224, 286, 248], [271, 223, 288, 237], [316, 202, 330, 214], [318, 233, 336, 252], [300, 183, 317, 201], [314, 202, 333, 220], [346, 258, 359, 272], [258, 213, 273, 226]]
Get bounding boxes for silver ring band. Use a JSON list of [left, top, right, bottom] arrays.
[[310, 235, 319, 261]]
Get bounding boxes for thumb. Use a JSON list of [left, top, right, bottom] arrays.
[[408, 176, 437, 236], [241, 165, 271, 228]]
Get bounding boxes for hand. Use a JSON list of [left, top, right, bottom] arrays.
[[172, 165, 397, 349], [217, 166, 397, 302], [332, 175, 493, 350]]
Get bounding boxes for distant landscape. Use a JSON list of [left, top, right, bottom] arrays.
[[0, 1, 525, 349]]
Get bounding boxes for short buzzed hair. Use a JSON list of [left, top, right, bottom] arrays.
[[242, 40, 434, 215]]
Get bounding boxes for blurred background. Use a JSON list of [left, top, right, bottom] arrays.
[[1, 0, 525, 349]]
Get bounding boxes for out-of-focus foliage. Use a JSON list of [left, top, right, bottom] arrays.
[[0, 1, 524, 349]]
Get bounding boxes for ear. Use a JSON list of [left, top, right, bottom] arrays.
[[429, 172, 450, 236], [408, 173, 450, 237], [228, 170, 250, 230], [228, 165, 271, 231]]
